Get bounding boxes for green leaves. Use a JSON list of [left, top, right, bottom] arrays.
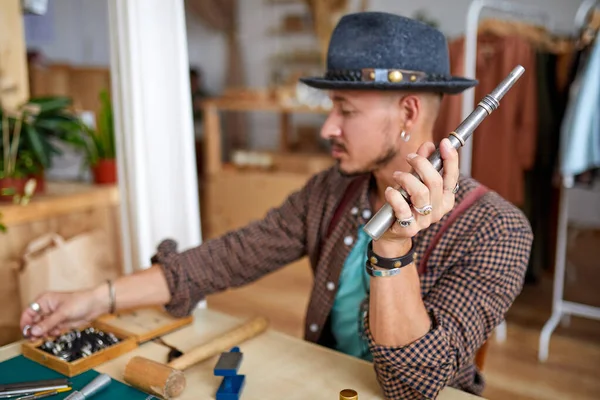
[[27, 96, 73, 114], [24, 124, 49, 168], [1, 95, 84, 177], [69, 89, 116, 166], [95, 89, 116, 160]]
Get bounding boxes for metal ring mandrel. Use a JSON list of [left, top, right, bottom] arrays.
[[362, 65, 525, 241]]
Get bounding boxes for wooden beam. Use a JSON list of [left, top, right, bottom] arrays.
[[0, 0, 29, 109]]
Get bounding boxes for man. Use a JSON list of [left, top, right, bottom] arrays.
[[20, 12, 533, 399]]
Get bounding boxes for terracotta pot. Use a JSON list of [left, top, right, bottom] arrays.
[[92, 159, 117, 184], [0, 175, 44, 202]]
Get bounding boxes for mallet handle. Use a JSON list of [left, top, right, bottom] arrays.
[[167, 316, 269, 371]]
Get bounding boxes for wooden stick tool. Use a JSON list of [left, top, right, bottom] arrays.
[[123, 316, 268, 399]]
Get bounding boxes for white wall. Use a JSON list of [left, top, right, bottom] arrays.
[[24, 0, 110, 66], [25, 0, 585, 150]]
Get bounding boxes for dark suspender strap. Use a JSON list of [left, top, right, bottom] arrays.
[[326, 177, 366, 238], [418, 184, 489, 275]]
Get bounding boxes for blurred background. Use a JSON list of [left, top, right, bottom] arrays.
[[0, 1, 599, 399]]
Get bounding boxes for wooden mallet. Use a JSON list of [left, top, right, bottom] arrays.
[[123, 316, 269, 399]]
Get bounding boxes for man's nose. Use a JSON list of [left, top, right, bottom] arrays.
[[320, 112, 342, 140]]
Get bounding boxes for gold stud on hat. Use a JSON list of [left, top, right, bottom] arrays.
[[388, 70, 403, 82], [410, 74, 417, 81]]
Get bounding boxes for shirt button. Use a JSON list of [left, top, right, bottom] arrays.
[[344, 236, 354, 246], [309, 323, 319, 332], [350, 206, 359, 215], [362, 209, 372, 219], [326, 281, 335, 291]]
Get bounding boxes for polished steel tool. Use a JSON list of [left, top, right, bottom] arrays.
[[63, 374, 111, 400], [363, 65, 526, 240]]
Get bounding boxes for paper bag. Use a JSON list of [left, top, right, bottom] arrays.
[[16, 230, 117, 306]]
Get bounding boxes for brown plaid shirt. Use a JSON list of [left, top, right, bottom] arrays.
[[152, 167, 533, 399]]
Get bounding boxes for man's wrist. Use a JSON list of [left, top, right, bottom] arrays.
[[372, 238, 412, 259], [90, 282, 111, 318]]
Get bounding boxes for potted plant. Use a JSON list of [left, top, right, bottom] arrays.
[[0, 96, 83, 202], [70, 90, 116, 184]]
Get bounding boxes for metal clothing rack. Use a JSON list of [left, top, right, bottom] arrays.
[[538, 0, 600, 362], [461, 0, 551, 176], [461, 0, 552, 344]]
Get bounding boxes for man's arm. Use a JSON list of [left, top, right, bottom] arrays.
[[365, 214, 532, 399], [96, 170, 328, 318]]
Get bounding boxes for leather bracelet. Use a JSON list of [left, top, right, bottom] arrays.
[[365, 261, 403, 277], [367, 238, 415, 270], [107, 279, 116, 314]]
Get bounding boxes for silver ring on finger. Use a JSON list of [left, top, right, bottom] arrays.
[[413, 204, 433, 216], [397, 214, 415, 228], [22, 325, 31, 337], [29, 302, 42, 314]]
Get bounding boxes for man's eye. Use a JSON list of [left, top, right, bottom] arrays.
[[341, 109, 353, 116]]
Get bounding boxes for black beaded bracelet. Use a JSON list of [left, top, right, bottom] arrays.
[[367, 239, 415, 270]]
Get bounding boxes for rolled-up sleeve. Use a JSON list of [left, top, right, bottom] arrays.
[[150, 171, 326, 317], [364, 215, 533, 399]]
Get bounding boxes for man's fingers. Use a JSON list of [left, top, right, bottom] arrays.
[[392, 170, 431, 221], [416, 141, 436, 158], [31, 310, 65, 338], [440, 138, 459, 192], [385, 186, 419, 237], [406, 152, 444, 219], [20, 308, 38, 332]]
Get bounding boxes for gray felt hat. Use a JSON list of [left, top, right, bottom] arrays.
[[300, 12, 478, 94]]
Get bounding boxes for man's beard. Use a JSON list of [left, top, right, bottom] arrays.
[[335, 143, 397, 177]]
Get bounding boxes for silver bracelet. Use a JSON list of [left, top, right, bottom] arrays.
[[365, 262, 402, 277], [107, 279, 116, 314]]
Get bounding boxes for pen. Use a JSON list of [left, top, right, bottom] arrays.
[[0, 386, 69, 398], [16, 387, 72, 400]]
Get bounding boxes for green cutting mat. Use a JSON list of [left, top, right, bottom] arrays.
[[0, 355, 153, 399]]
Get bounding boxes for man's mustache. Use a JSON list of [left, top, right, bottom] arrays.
[[329, 139, 346, 151]]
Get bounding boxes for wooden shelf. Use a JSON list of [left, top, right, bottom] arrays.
[[0, 181, 119, 226]]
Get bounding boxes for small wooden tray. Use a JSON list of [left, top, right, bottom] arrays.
[[94, 306, 194, 343], [21, 307, 193, 377], [21, 322, 137, 377]]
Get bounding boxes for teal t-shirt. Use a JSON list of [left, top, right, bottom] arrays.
[[330, 225, 372, 361]]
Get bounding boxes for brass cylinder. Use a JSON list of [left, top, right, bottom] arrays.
[[340, 389, 358, 400]]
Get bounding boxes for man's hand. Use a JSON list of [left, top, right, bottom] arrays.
[[375, 138, 459, 256], [20, 286, 108, 340]]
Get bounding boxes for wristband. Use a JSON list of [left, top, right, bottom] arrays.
[[367, 238, 415, 270], [107, 280, 116, 314], [365, 261, 403, 277]]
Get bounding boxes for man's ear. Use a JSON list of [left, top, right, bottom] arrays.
[[399, 94, 420, 132]]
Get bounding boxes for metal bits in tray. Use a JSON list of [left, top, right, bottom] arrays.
[[38, 327, 121, 362]]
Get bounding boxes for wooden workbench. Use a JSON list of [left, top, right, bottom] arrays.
[[0, 308, 484, 399], [0, 181, 122, 346]]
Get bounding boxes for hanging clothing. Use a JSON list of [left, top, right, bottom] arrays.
[[559, 36, 600, 181], [523, 51, 570, 281], [434, 34, 538, 206]]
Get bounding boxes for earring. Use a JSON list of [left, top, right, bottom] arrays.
[[401, 130, 410, 142]]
